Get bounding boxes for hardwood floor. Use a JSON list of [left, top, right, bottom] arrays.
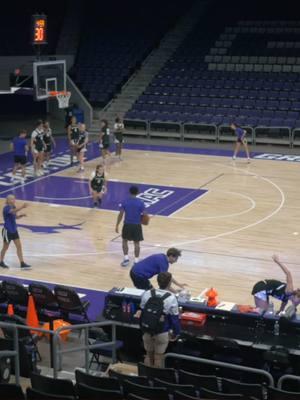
[[1, 148, 299, 307]]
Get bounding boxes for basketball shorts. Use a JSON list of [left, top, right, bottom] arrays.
[[122, 223, 143, 242], [2, 228, 19, 243], [44, 144, 52, 153], [14, 155, 27, 165], [91, 184, 104, 193], [33, 147, 44, 154], [102, 142, 110, 150], [114, 133, 124, 144], [252, 281, 268, 301], [130, 269, 152, 290]]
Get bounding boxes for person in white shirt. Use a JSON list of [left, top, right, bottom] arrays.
[[139, 272, 181, 367], [31, 120, 45, 176]]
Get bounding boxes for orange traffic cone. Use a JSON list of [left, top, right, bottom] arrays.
[[7, 304, 14, 315], [26, 295, 41, 335], [205, 287, 219, 307]]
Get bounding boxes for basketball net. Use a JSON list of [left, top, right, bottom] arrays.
[[49, 91, 71, 108]]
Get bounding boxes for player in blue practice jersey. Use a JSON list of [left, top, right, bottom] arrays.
[[0, 195, 31, 270], [231, 122, 250, 162], [115, 186, 147, 267], [130, 248, 186, 291], [11, 130, 28, 184]]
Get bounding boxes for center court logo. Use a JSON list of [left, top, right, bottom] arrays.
[[254, 153, 300, 162], [136, 188, 174, 208], [0, 222, 84, 234]]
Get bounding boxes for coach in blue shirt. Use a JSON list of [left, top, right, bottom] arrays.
[[116, 185, 147, 267], [130, 248, 186, 291], [0, 195, 31, 269]]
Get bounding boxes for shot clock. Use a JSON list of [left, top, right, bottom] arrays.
[[32, 14, 47, 45]]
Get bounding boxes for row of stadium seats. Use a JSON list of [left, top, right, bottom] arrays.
[[2, 362, 300, 399], [72, 0, 193, 106]]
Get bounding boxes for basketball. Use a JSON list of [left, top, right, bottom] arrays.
[[141, 214, 150, 226]]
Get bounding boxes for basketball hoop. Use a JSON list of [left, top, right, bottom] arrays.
[[48, 90, 71, 109]]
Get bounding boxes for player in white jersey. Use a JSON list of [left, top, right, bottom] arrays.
[[31, 120, 45, 176]]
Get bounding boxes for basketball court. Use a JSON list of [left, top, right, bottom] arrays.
[[1, 138, 300, 306]]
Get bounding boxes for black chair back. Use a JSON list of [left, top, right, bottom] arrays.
[[178, 369, 219, 391], [200, 387, 243, 399], [0, 383, 25, 400], [174, 391, 199, 400], [222, 378, 264, 399], [127, 395, 150, 400], [268, 387, 300, 400], [75, 369, 120, 390], [2, 280, 28, 307], [30, 372, 76, 397], [137, 362, 177, 383], [0, 283, 7, 303], [109, 369, 150, 386], [77, 383, 123, 400], [26, 387, 75, 400], [29, 283, 58, 311], [54, 285, 89, 321], [54, 285, 82, 311], [123, 380, 169, 400], [153, 378, 196, 396]]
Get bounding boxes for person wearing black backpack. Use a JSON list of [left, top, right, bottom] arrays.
[[139, 272, 181, 367]]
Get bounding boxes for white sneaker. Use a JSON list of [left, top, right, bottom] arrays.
[[247, 158, 251, 163], [232, 156, 236, 161]]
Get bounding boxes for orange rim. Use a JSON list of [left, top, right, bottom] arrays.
[[48, 90, 70, 97]]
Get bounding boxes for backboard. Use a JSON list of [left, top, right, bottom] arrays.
[[33, 60, 66, 101]]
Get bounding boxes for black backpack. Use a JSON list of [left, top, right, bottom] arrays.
[[140, 289, 171, 335]]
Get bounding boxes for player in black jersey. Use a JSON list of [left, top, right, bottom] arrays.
[[89, 164, 107, 206], [43, 121, 56, 166], [67, 116, 80, 165], [114, 117, 125, 160], [99, 119, 111, 162], [76, 123, 89, 172], [252, 254, 300, 312], [31, 120, 45, 176]]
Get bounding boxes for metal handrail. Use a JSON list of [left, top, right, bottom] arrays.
[[278, 374, 300, 390], [0, 320, 118, 381], [52, 321, 117, 378], [164, 352, 274, 387]]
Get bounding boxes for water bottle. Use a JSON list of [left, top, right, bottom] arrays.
[[274, 320, 280, 336], [266, 302, 275, 315], [122, 300, 127, 319]]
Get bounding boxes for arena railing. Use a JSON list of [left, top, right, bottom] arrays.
[[149, 121, 183, 139], [183, 123, 218, 142], [291, 127, 300, 147], [254, 126, 292, 146], [278, 374, 300, 390], [0, 320, 118, 382], [163, 352, 274, 387]]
